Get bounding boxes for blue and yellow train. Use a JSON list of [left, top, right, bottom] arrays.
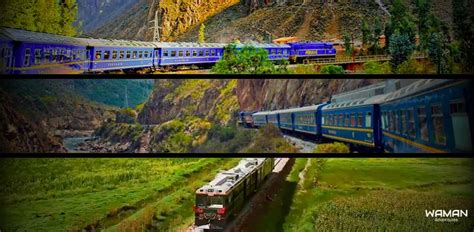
[[243, 79, 473, 153], [0, 27, 336, 74]]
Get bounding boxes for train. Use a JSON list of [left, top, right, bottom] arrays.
[[194, 158, 274, 230], [0, 27, 336, 74], [240, 79, 473, 153]]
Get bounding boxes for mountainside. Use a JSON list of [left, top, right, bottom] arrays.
[[79, 0, 456, 43]]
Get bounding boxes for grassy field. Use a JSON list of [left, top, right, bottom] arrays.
[[0, 158, 240, 231], [282, 158, 474, 231]]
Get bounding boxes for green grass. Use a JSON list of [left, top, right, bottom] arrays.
[[282, 158, 474, 231], [0, 158, 240, 231]]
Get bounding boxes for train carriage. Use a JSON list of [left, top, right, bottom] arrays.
[[0, 32, 13, 74], [291, 103, 329, 136], [252, 111, 270, 127], [238, 111, 256, 128], [83, 38, 156, 72], [288, 42, 336, 63], [278, 108, 295, 131], [1, 27, 89, 74], [267, 111, 280, 128], [321, 94, 387, 150], [157, 42, 226, 67], [195, 158, 274, 230], [236, 43, 291, 62], [380, 79, 473, 153]]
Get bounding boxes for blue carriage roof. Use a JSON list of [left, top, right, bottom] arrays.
[[235, 43, 291, 49], [252, 111, 272, 116], [78, 38, 157, 48], [278, 103, 328, 114], [287, 41, 333, 49], [0, 27, 89, 46], [153, 42, 227, 48], [383, 79, 454, 103], [322, 93, 390, 111]]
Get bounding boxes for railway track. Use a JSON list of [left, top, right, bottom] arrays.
[[187, 158, 290, 232]]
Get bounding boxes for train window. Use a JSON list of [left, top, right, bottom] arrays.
[[394, 111, 400, 133], [418, 107, 429, 141], [205, 50, 210, 56], [193, 50, 197, 56], [401, 110, 407, 135], [34, 49, 41, 65], [104, 51, 110, 60], [283, 49, 288, 55], [112, 51, 118, 60], [431, 104, 446, 145], [358, 113, 363, 127], [164, 50, 169, 57], [272, 49, 277, 55], [339, 114, 343, 126], [211, 50, 216, 56], [139, 51, 143, 58], [132, 51, 137, 59], [126, 51, 131, 59], [278, 49, 282, 55], [408, 109, 415, 138], [24, 48, 31, 66], [344, 114, 350, 127], [178, 51, 183, 57], [185, 50, 190, 56], [144, 51, 148, 58], [44, 49, 51, 63], [52, 49, 57, 63], [199, 50, 204, 56], [59, 49, 65, 63], [95, 51, 102, 60], [350, 113, 355, 127], [365, 112, 372, 128], [449, 100, 472, 151]]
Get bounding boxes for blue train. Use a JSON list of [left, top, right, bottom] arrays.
[[243, 79, 473, 153], [0, 27, 336, 74]]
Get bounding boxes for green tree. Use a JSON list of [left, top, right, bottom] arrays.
[[363, 61, 392, 74], [199, 23, 205, 43], [452, 0, 474, 73], [35, 0, 61, 34], [320, 65, 345, 74], [361, 19, 371, 48], [427, 32, 451, 74], [211, 43, 289, 74], [59, 0, 78, 36], [389, 31, 415, 69], [414, 0, 431, 48], [343, 32, 352, 56]]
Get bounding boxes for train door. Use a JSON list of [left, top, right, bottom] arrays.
[[449, 99, 472, 151]]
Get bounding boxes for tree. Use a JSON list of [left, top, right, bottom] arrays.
[[372, 17, 383, 54], [363, 61, 392, 74], [59, 0, 78, 36], [343, 32, 352, 56], [427, 32, 451, 74], [320, 65, 345, 74], [211, 44, 289, 74], [452, 0, 474, 73], [199, 23, 206, 43], [361, 19, 371, 48], [389, 31, 415, 69], [35, 0, 61, 34], [414, 0, 431, 48]]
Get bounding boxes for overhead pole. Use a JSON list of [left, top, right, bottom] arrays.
[[148, 8, 162, 42]]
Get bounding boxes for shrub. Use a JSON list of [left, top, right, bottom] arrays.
[[314, 142, 350, 153], [320, 65, 345, 74]]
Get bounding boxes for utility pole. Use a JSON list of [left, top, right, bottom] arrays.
[[149, 8, 162, 42]]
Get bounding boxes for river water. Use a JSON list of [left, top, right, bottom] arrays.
[[63, 136, 97, 153]]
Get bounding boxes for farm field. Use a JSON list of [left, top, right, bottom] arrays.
[[0, 158, 240, 231], [281, 158, 474, 231]]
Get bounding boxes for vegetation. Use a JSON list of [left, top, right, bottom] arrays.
[[0, 158, 240, 231], [211, 43, 289, 74], [198, 23, 205, 43], [0, 0, 78, 36], [314, 142, 350, 153], [115, 108, 137, 124], [213, 80, 240, 125], [282, 158, 474, 231], [363, 61, 392, 74], [320, 64, 345, 74], [243, 124, 298, 153], [193, 124, 257, 153]]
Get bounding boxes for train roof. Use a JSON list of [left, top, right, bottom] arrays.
[[252, 111, 272, 116], [322, 93, 390, 111], [196, 158, 267, 195], [78, 38, 157, 48], [287, 41, 333, 48], [0, 27, 89, 46], [383, 79, 454, 103], [235, 43, 291, 49], [153, 42, 227, 48], [277, 103, 329, 114]]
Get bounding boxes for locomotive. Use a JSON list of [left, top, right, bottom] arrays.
[[0, 27, 336, 74], [242, 79, 473, 153], [194, 158, 274, 230]]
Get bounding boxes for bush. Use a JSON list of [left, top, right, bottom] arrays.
[[320, 65, 345, 74], [116, 108, 137, 124], [314, 142, 350, 153], [363, 61, 392, 74]]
